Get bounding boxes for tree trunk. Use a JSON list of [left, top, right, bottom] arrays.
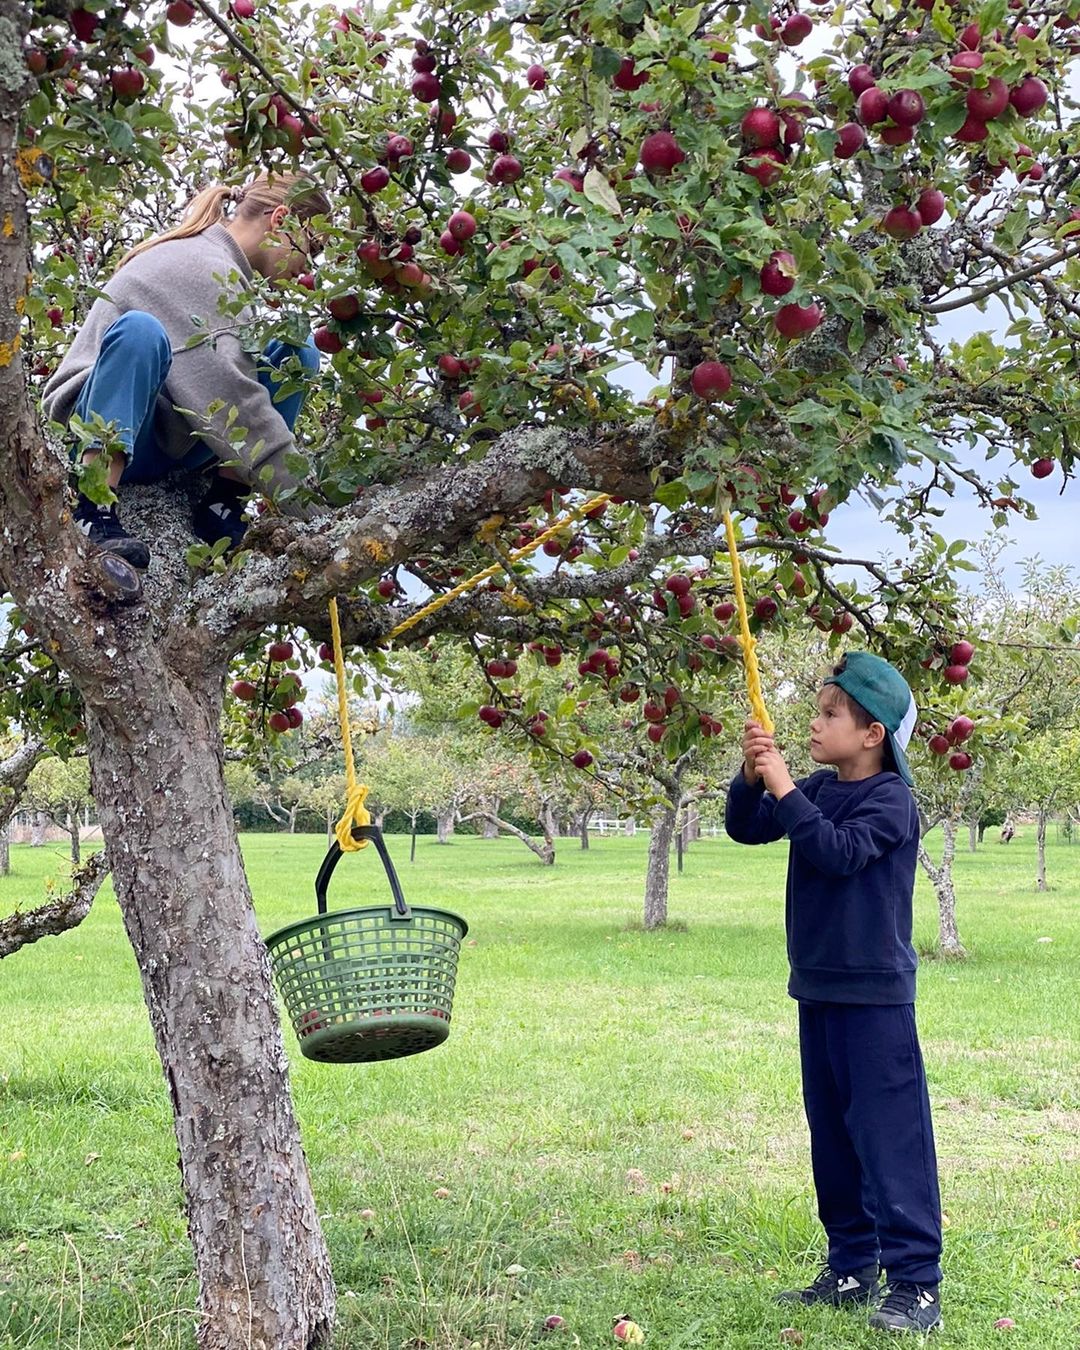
[[481, 801, 500, 839], [643, 802, 677, 930], [30, 810, 49, 846], [410, 814, 418, 862], [624, 817, 636, 837], [917, 820, 965, 959], [1, 738, 46, 876], [67, 813, 81, 867], [968, 819, 978, 852], [459, 812, 553, 864], [436, 808, 455, 844], [675, 812, 683, 874], [579, 807, 592, 850], [686, 801, 700, 842], [326, 806, 333, 847], [977, 822, 986, 844], [0, 830, 8, 878], [288, 804, 298, 834], [1036, 809, 1048, 891], [86, 677, 335, 1349], [539, 800, 558, 840]]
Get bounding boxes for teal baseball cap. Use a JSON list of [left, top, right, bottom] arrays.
[[823, 652, 917, 785]]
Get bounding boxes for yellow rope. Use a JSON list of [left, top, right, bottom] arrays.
[[723, 510, 774, 735], [381, 493, 612, 644], [328, 596, 371, 852]]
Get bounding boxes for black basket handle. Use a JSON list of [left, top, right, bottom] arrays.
[[315, 825, 410, 919]]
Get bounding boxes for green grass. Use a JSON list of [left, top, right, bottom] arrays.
[[1, 828, 1078, 1348]]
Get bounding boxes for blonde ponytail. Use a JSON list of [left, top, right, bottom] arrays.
[[115, 172, 332, 270]]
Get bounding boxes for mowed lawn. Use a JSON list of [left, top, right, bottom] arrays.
[[1, 827, 1078, 1349]]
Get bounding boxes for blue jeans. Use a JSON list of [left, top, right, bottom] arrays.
[[72, 310, 320, 485]]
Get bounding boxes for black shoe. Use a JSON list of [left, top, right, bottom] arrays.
[[192, 483, 250, 551], [777, 1262, 882, 1307], [73, 494, 151, 569], [869, 1282, 943, 1334]]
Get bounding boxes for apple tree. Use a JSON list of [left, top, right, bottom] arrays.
[[3, 0, 1080, 1341]]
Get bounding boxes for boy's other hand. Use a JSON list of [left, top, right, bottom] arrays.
[[742, 720, 776, 785], [754, 743, 796, 799]]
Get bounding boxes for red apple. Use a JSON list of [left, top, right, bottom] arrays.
[[916, 188, 946, 226], [571, 749, 594, 769], [489, 153, 523, 184], [411, 71, 441, 102], [232, 679, 258, 701], [714, 602, 735, 622], [1031, 457, 1054, 478], [1010, 76, 1048, 116], [950, 50, 984, 82], [754, 596, 778, 621], [857, 86, 889, 126], [360, 165, 390, 192], [313, 326, 344, 354], [742, 148, 786, 186], [780, 12, 813, 43], [386, 133, 413, 161], [775, 302, 823, 338], [446, 147, 471, 173], [848, 64, 876, 96], [109, 66, 145, 98], [639, 131, 686, 174], [760, 250, 796, 296], [834, 122, 866, 158], [447, 209, 477, 241], [741, 106, 782, 147], [689, 360, 731, 399], [268, 711, 291, 733], [943, 663, 970, 684], [929, 734, 951, 755], [882, 205, 923, 240], [166, 0, 194, 21], [950, 640, 975, 664], [949, 715, 975, 743], [949, 751, 972, 771], [888, 89, 925, 126], [955, 115, 989, 142], [526, 63, 547, 89], [967, 77, 1009, 121], [69, 7, 99, 40], [645, 724, 665, 743], [328, 293, 360, 322], [612, 57, 650, 91]]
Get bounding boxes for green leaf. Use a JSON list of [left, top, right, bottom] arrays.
[[672, 3, 703, 34], [590, 45, 622, 79], [582, 167, 622, 217], [654, 481, 689, 510], [623, 308, 655, 340]]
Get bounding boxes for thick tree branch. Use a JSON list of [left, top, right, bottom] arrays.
[[0, 848, 108, 959]]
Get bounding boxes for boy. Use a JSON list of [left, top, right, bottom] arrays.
[[725, 652, 943, 1334]]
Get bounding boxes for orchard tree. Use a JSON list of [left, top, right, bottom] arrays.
[[0, 733, 46, 876], [3, 0, 1080, 1343], [22, 752, 93, 862], [1000, 727, 1080, 889]]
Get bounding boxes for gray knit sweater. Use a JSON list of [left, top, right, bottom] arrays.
[[42, 223, 310, 497]]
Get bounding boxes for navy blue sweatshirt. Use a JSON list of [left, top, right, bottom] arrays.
[[725, 768, 921, 1004]]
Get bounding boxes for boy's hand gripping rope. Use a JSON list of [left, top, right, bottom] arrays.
[[722, 510, 774, 734]]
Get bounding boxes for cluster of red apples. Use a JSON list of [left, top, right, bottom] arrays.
[[230, 640, 306, 734]]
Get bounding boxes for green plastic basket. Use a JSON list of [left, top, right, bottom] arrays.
[[265, 825, 468, 1064]]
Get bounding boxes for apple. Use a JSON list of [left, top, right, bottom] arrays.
[[951, 640, 975, 664], [526, 63, 547, 89], [950, 50, 984, 82], [433, 107, 456, 134], [69, 7, 99, 40], [640, 131, 686, 174], [882, 205, 923, 240], [232, 679, 258, 701], [230, 0, 255, 15], [949, 751, 972, 771], [879, 124, 915, 146], [619, 685, 641, 703], [754, 596, 778, 621], [993, 1318, 1016, 1331], [916, 188, 946, 225], [613, 1320, 645, 1344], [446, 210, 478, 244], [268, 711, 291, 733], [553, 167, 584, 191], [285, 706, 303, 729], [967, 77, 1008, 121], [689, 360, 731, 399], [943, 663, 970, 684], [489, 154, 523, 184], [741, 106, 782, 147], [643, 699, 665, 723], [775, 302, 823, 338], [714, 602, 736, 622], [411, 71, 440, 102], [848, 63, 876, 95], [572, 749, 594, 769], [780, 12, 813, 43], [612, 57, 650, 91], [386, 133, 413, 160], [949, 715, 975, 743], [760, 250, 796, 296], [487, 129, 510, 152], [313, 326, 344, 354], [959, 21, 982, 47], [318, 643, 333, 662], [831, 611, 853, 634], [167, 0, 195, 22], [742, 149, 786, 186], [438, 353, 464, 379], [1010, 76, 1048, 116], [25, 46, 48, 75], [665, 573, 692, 596], [110, 66, 145, 98], [360, 165, 390, 192], [929, 734, 951, 755], [663, 684, 681, 708], [1031, 457, 1054, 478], [543, 1315, 565, 1331], [268, 639, 293, 661], [834, 122, 866, 158], [787, 509, 809, 533], [955, 115, 989, 143], [297, 1008, 325, 1034], [856, 86, 889, 126], [446, 147, 471, 173], [887, 89, 925, 126], [328, 293, 360, 322], [645, 724, 665, 744]]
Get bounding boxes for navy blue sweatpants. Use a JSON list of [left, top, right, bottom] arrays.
[[798, 1001, 942, 1286]]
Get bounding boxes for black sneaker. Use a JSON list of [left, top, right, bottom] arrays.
[[192, 482, 250, 551], [777, 1262, 881, 1307], [73, 494, 151, 569], [869, 1282, 943, 1334]]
